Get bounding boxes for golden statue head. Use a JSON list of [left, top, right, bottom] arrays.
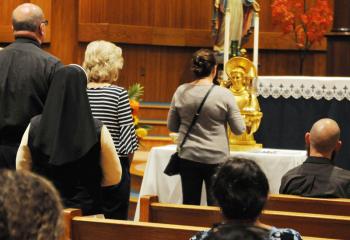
[[227, 56, 256, 77], [229, 67, 246, 92], [225, 56, 257, 93]]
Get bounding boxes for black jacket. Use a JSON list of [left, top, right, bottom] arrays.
[[279, 156, 350, 198], [0, 37, 62, 145]]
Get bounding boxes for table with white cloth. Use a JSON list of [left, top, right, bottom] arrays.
[[255, 76, 350, 170], [134, 145, 306, 220]]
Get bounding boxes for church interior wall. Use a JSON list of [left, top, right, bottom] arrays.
[[0, 0, 332, 103]]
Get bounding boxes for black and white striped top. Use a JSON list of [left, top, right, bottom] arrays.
[[87, 85, 138, 157]]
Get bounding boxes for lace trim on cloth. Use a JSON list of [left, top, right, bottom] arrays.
[[256, 76, 350, 101]]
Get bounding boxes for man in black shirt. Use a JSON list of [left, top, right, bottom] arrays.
[[280, 118, 350, 198], [0, 3, 62, 169]]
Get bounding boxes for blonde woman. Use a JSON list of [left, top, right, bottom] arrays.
[[83, 40, 138, 220]]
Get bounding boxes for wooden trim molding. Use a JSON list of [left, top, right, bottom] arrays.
[[78, 23, 213, 47], [78, 23, 326, 51], [246, 32, 327, 51]]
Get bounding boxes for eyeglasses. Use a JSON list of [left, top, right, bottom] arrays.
[[41, 20, 49, 26]]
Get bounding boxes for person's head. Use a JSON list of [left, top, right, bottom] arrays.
[[204, 224, 265, 240], [212, 158, 269, 222], [305, 118, 342, 160], [33, 64, 98, 166], [83, 40, 124, 84], [191, 48, 217, 79], [12, 3, 47, 44], [0, 170, 63, 240]]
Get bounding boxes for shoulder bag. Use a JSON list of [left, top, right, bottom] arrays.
[[164, 84, 215, 176]]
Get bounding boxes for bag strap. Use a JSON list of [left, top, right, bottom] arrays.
[[179, 84, 215, 150]]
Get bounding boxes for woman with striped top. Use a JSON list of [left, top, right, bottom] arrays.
[[83, 40, 138, 220]]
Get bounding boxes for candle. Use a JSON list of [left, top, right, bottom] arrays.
[[223, 7, 231, 81], [253, 11, 259, 73]]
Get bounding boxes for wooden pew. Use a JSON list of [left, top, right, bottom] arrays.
[[140, 195, 221, 226], [140, 194, 350, 218], [71, 217, 207, 240], [266, 194, 350, 216], [260, 210, 349, 240], [63, 208, 82, 240], [129, 196, 138, 220], [139, 195, 349, 239]]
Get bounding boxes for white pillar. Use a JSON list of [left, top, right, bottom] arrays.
[[252, 11, 259, 91], [223, 8, 231, 81], [253, 11, 259, 73]]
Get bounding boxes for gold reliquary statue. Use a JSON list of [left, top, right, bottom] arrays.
[[220, 56, 262, 151]]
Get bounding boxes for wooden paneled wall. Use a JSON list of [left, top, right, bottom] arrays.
[[0, 0, 333, 102]]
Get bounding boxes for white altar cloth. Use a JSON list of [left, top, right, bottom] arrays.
[[134, 145, 307, 220], [257, 76, 350, 100]]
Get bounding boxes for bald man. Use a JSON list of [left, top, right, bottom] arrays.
[[279, 118, 350, 198], [0, 3, 62, 169]]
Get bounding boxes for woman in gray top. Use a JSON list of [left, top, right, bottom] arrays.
[[167, 49, 245, 205]]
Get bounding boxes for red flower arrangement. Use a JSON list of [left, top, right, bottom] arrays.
[[271, 0, 333, 74]]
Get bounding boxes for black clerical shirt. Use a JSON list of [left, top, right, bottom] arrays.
[[279, 156, 350, 198], [0, 37, 62, 145]]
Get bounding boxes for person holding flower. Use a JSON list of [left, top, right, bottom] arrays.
[[83, 40, 138, 220]]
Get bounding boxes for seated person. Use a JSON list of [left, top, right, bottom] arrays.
[[0, 170, 63, 240], [16, 65, 122, 215], [191, 158, 301, 240], [280, 118, 350, 197]]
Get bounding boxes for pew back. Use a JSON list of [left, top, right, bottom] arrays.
[[139, 195, 350, 239], [71, 217, 207, 240], [140, 195, 221, 226], [267, 194, 350, 216]]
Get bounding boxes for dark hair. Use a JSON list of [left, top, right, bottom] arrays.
[[212, 158, 269, 221], [12, 19, 39, 32], [191, 48, 216, 78], [0, 170, 63, 240], [204, 224, 266, 240]]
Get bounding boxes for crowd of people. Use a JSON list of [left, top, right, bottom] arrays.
[[0, 3, 136, 221], [1, 2, 350, 240]]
